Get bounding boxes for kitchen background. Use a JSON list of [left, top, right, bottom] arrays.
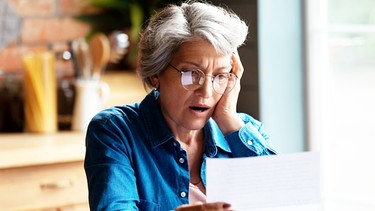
[[0, 0, 179, 132], [0, 0, 89, 133], [1, 0, 375, 210], [0, 0, 89, 74]]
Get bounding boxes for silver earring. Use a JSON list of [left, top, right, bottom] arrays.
[[153, 88, 160, 100]]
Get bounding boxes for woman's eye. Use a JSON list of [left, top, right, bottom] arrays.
[[220, 73, 229, 78]]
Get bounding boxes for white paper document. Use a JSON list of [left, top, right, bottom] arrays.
[[206, 152, 321, 211]]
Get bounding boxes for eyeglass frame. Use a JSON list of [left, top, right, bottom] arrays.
[[168, 63, 238, 95]]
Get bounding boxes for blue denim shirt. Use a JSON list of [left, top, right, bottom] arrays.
[[84, 89, 277, 211]]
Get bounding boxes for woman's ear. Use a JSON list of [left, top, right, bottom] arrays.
[[149, 75, 159, 88]]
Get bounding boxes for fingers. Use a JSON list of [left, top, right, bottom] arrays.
[[202, 202, 232, 210], [175, 202, 232, 211], [231, 50, 244, 79]]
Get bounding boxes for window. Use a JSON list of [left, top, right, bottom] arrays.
[[306, 0, 375, 210]]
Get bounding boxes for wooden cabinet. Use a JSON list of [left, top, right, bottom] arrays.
[[0, 132, 89, 211]]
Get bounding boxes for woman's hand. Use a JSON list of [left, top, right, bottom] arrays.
[[212, 50, 245, 135], [175, 202, 233, 211]]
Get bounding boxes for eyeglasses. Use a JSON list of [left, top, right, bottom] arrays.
[[168, 63, 237, 95]]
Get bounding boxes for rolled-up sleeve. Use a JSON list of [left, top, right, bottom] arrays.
[[225, 114, 277, 157]]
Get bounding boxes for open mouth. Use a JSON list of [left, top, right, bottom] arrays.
[[190, 106, 209, 112]]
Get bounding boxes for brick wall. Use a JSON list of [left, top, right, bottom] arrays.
[[0, 0, 91, 76]]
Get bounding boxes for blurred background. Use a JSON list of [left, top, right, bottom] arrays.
[[0, 0, 374, 210]]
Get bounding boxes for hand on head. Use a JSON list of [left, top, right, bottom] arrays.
[[211, 50, 245, 135]]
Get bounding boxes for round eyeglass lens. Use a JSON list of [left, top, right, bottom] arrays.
[[181, 70, 204, 90], [180, 69, 237, 94], [213, 73, 237, 94]]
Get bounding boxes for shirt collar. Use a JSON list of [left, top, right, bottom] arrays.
[[139, 89, 231, 154], [139, 89, 173, 148]]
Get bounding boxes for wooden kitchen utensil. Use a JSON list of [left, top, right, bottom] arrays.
[[89, 33, 111, 80]]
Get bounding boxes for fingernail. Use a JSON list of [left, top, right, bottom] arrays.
[[223, 203, 231, 208]]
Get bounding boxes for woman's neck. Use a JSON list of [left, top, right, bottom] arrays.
[[176, 130, 205, 185]]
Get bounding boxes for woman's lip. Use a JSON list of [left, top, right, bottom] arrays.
[[189, 107, 210, 118], [188, 105, 210, 116], [189, 104, 210, 111], [190, 103, 210, 108]]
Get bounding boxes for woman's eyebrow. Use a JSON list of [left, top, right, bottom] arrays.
[[180, 61, 232, 71], [215, 65, 233, 73], [175, 60, 232, 74], [178, 61, 200, 68]]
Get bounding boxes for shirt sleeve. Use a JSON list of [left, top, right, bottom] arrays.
[[224, 113, 278, 157], [84, 111, 139, 210]]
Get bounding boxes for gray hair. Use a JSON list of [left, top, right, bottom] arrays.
[[137, 1, 248, 88]]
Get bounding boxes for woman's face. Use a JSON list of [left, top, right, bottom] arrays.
[[156, 40, 232, 134]]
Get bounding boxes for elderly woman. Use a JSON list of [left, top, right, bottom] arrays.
[[84, 1, 277, 211]]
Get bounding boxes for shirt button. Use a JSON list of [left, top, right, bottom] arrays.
[[247, 140, 253, 145], [179, 158, 185, 163], [180, 191, 186, 197], [173, 142, 177, 147]]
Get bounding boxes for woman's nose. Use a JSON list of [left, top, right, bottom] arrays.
[[195, 76, 214, 98]]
